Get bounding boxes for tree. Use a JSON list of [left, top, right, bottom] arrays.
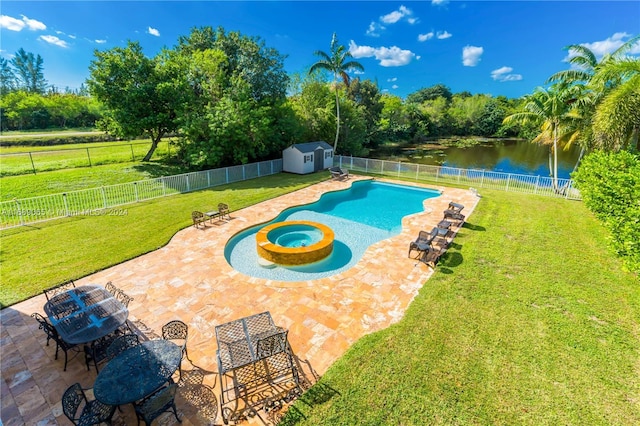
[[0, 58, 17, 96], [347, 78, 383, 147], [406, 84, 453, 104], [503, 85, 578, 190], [87, 41, 188, 161], [309, 33, 364, 152], [10, 48, 47, 93]]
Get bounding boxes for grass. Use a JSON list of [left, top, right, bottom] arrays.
[[0, 139, 174, 176], [0, 172, 328, 307], [0, 161, 188, 201], [282, 189, 639, 425]]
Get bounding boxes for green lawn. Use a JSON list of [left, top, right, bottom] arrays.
[[282, 190, 639, 425]]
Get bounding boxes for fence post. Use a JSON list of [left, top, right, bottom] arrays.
[[133, 182, 139, 202], [365, 158, 369, 173], [15, 199, 24, 226], [415, 164, 419, 181], [226, 168, 229, 184], [63, 193, 69, 216], [505, 174, 511, 192], [186, 175, 190, 192], [436, 167, 439, 182], [271, 160, 273, 175], [242, 165, 246, 181], [130, 144, 135, 161], [458, 168, 462, 183], [480, 170, 485, 188], [86, 148, 92, 167], [162, 178, 167, 196], [101, 187, 107, 209], [397, 161, 401, 177], [28, 152, 36, 174], [534, 176, 540, 194]]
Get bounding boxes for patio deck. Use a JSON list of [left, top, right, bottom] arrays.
[[1, 176, 479, 425]]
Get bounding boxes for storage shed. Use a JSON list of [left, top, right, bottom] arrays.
[[282, 141, 334, 174]]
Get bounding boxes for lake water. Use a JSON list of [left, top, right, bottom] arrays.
[[371, 139, 581, 179]]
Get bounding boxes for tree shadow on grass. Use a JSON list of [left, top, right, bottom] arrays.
[[462, 221, 485, 232]]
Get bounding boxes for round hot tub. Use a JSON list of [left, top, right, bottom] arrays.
[[256, 221, 334, 266]]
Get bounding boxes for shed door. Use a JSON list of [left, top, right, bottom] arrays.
[[314, 148, 324, 172]]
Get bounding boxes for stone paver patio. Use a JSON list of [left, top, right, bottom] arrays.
[[1, 175, 479, 425]]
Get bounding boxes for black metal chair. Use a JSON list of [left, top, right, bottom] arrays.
[[31, 313, 78, 371], [84, 333, 120, 374], [104, 281, 118, 296], [134, 383, 181, 425], [162, 320, 190, 378], [62, 383, 116, 425], [43, 280, 76, 301], [408, 229, 436, 259], [106, 333, 140, 361]]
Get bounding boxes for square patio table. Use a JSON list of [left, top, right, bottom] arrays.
[[215, 311, 300, 424], [43, 285, 128, 345]]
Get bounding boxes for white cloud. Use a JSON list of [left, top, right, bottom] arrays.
[[437, 31, 452, 40], [1, 14, 46, 31], [38, 35, 69, 48], [352, 69, 365, 75], [387, 77, 397, 82], [462, 45, 483, 66], [349, 40, 415, 67], [418, 32, 434, 42], [491, 66, 523, 82], [407, 18, 418, 25], [392, 84, 399, 89], [95, 39, 107, 44], [68, 34, 76, 40], [432, 0, 449, 5], [381, 5, 413, 24], [416, 55, 421, 60], [566, 32, 640, 61], [366, 21, 385, 37], [147, 26, 160, 37]]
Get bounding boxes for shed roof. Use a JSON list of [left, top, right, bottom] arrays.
[[289, 141, 332, 153]]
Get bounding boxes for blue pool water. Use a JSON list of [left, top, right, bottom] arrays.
[[224, 180, 440, 281]]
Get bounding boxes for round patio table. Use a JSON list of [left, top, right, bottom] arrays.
[[94, 339, 182, 406]]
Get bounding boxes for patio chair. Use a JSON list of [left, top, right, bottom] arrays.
[[134, 383, 181, 425], [106, 333, 140, 361], [443, 208, 466, 224], [448, 202, 464, 213], [408, 229, 437, 259], [329, 166, 349, 180], [191, 211, 207, 228], [43, 280, 76, 301], [62, 383, 116, 426], [218, 203, 231, 221], [84, 333, 119, 374], [104, 281, 118, 296], [31, 313, 78, 371], [162, 320, 190, 378]]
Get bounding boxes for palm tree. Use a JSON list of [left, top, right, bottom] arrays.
[[503, 85, 578, 190], [310, 33, 364, 152]]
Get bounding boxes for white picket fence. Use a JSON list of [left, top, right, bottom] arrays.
[[335, 155, 581, 201], [0, 159, 283, 229]]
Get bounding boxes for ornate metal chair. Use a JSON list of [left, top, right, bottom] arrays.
[[192, 211, 207, 228], [43, 280, 76, 301], [218, 203, 231, 221], [62, 383, 116, 425], [162, 320, 190, 378], [104, 281, 118, 296], [106, 333, 140, 361], [84, 333, 120, 374], [31, 312, 78, 371], [134, 383, 181, 425]]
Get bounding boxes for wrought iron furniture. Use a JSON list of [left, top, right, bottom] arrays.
[[215, 311, 300, 424], [408, 229, 436, 259], [94, 340, 182, 406], [84, 333, 119, 374], [31, 312, 79, 371], [106, 333, 140, 361], [217, 203, 231, 220], [43, 285, 129, 346], [62, 383, 116, 425], [134, 383, 181, 425], [162, 320, 190, 378], [43, 280, 76, 301]]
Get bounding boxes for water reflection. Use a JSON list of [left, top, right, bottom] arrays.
[[371, 139, 581, 179]]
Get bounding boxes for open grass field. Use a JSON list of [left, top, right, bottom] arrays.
[[282, 189, 639, 425], [0, 139, 174, 176]]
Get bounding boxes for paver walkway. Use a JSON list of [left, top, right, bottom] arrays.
[[1, 176, 479, 425]]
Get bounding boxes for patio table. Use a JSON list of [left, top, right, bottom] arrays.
[[93, 339, 182, 406], [43, 285, 128, 345], [215, 311, 300, 424]]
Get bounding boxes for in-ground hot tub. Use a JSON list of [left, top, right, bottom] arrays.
[[256, 221, 334, 266]]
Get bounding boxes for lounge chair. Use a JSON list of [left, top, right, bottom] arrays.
[[408, 229, 436, 259], [329, 166, 349, 180]]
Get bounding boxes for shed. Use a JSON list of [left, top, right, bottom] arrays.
[[282, 141, 334, 174]]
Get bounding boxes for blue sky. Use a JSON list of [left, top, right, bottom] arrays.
[[1, 1, 639, 99]]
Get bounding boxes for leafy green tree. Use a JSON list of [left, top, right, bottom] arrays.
[[347, 78, 383, 147], [290, 77, 336, 143], [87, 41, 188, 161], [503, 85, 578, 189], [309, 33, 364, 152], [10, 48, 47, 93], [0, 58, 17, 96], [475, 99, 507, 136], [406, 84, 453, 104], [378, 93, 410, 141]]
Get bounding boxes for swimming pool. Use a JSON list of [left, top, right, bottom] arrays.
[[224, 180, 440, 281]]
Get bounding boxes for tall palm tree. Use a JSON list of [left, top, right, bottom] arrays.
[[503, 85, 578, 190], [310, 33, 364, 152]]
